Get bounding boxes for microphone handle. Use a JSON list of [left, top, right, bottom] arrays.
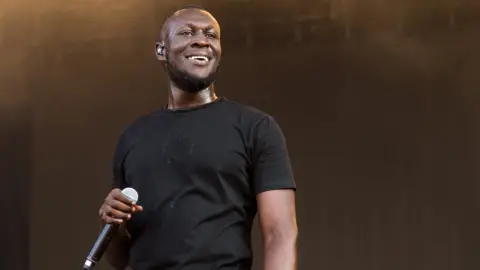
[[84, 223, 118, 269]]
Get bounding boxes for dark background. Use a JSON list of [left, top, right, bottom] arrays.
[[1, 0, 479, 269]]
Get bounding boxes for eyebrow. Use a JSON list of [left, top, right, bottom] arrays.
[[183, 23, 218, 32]]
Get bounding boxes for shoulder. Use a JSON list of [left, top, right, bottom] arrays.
[[220, 98, 274, 126], [218, 99, 287, 148], [115, 110, 162, 151]]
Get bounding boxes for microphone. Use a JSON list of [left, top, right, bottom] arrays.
[[83, 187, 139, 270]]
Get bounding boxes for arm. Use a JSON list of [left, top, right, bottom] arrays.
[[102, 133, 135, 270], [105, 224, 131, 270], [258, 189, 298, 270], [100, 190, 142, 270], [250, 115, 298, 270]]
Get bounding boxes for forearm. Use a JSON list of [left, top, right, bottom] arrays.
[[263, 232, 298, 270], [103, 223, 131, 270]]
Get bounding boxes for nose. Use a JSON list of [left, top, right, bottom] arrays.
[[191, 33, 209, 48]]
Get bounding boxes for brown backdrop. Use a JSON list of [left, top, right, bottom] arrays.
[[1, 0, 480, 269]]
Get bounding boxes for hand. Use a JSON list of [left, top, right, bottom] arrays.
[[99, 188, 143, 224]]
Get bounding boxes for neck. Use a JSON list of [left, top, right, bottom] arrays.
[[167, 81, 217, 110]]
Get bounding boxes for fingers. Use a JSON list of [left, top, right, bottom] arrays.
[[111, 189, 137, 205], [109, 189, 143, 212], [109, 198, 133, 213], [101, 212, 123, 224], [99, 203, 132, 225], [109, 197, 143, 213], [99, 188, 144, 225], [133, 205, 143, 212], [106, 204, 131, 219]]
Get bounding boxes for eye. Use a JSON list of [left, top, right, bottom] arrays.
[[205, 33, 218, 39], [179, 30, 193, 36]]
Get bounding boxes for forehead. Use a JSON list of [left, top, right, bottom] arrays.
[[167, 9, 220, 31]]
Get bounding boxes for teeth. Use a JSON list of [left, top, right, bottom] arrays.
[[188, 56, 209, 61]]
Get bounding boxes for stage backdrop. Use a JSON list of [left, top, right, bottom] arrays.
[[1, 0, 480, 269]]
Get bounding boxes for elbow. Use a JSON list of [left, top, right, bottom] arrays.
[[264, 222, 298, 248], [106, 252, 129, 270], [105, 231, 131, 270], [283, 223, 298, 246]]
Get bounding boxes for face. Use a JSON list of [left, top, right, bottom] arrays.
[[158, 9, 222, 92]]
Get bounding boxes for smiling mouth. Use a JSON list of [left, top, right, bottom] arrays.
[[186, 55, 210, 65]]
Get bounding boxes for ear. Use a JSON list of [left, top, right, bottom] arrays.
[[155, 41, 166, 61]]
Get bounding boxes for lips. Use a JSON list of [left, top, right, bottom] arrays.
[[184, 54, 212, 66], [187, 55, 209, 62]]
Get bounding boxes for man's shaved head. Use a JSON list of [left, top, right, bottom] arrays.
[[160, 6, 217, 43]]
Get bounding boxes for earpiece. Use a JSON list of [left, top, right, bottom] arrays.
[[156, 42, 165, 57]]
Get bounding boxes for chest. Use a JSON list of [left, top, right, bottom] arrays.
[[122, 118, 254, 204]]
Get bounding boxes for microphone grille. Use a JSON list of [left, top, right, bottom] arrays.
[[121, 187, 139, 203]]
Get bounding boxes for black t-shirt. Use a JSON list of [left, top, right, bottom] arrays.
[[112, 97, 296, 270]]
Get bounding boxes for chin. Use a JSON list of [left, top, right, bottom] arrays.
[[166, 61, 219, 92], [188, 73, 210, 81], [184, 70, 214, 81]]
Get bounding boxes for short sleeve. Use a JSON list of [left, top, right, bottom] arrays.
[[251, 115, 296, 195], [111, 134, 128, 190]]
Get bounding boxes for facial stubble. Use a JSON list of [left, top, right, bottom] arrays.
[[165, 54, 220, 93]]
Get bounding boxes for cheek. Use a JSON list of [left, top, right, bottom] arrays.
[[167, 47, 187, 64], [213, 43, 221, 56], [168, 39, 189, 54]]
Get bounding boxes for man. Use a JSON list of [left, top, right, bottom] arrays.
[[98, 6, 297, 270]]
